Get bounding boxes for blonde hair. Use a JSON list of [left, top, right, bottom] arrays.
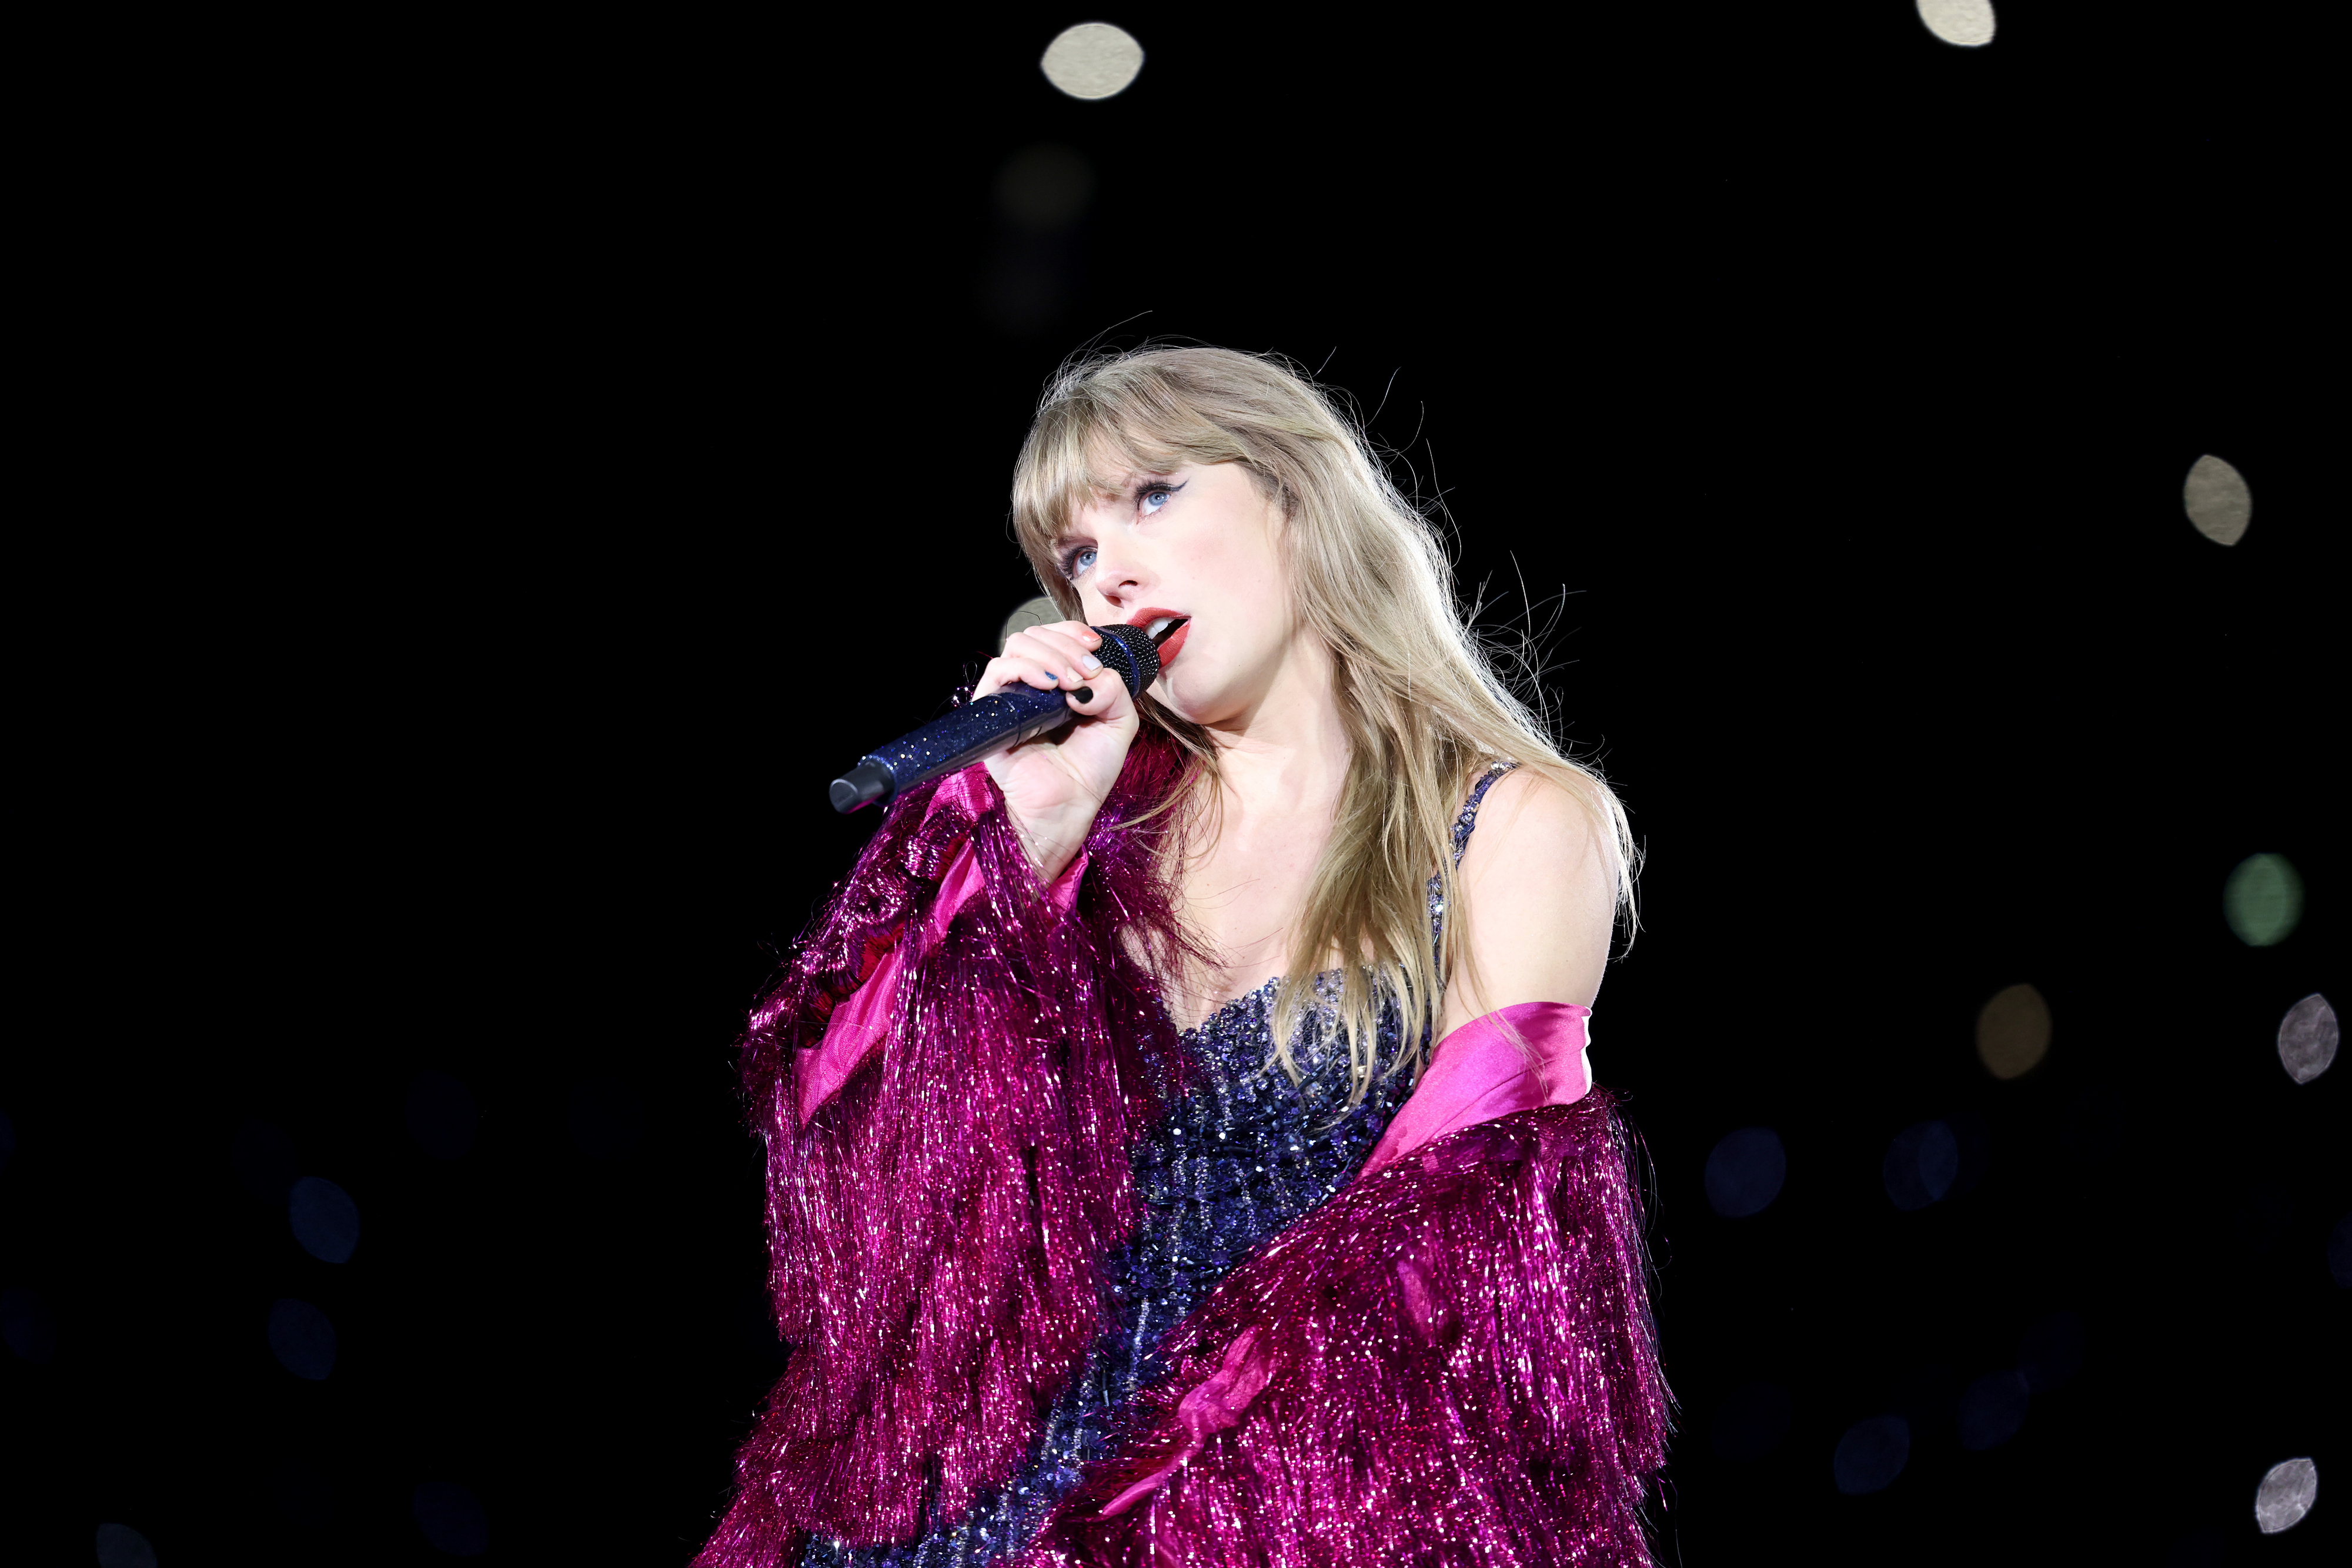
[[1011, 345, 1635, 1106]]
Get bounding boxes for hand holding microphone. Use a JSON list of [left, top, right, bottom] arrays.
[[828, 616, 1184, 880]]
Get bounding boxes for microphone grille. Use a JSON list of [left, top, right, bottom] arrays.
[[1091, 622, 1162, 694]]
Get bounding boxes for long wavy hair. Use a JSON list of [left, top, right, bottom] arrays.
[[1010, 345, 1635, 1105]]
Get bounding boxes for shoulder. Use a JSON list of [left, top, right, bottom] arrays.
[[1461, 766, 1618, 898], [1445, 764, 1617, 1017]]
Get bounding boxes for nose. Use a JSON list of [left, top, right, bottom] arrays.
[[1087, 534, 1150, 611]]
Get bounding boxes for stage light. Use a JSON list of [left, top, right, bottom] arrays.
[[413, 1480, 491, 1557], [1703, 1126, 1787, 1218], [289, 1176, 360, 1264], [2276, 994, 2337, 1084], [1711, 1381, 1793, 1461], [267, 1297, 337, 1381], [2183, 455, 2252, 546], [1833, 1415, 1910, 1495], [2017, 1310, 2086, 1392], [1002, 596, 1061, 654], [2223, 854, 2303, 947], [1916, 0, 1996, 48], [1040, 24, 1144, 100], [2253, 1457, 2317, 1534], [93, 1524, 158, 1568], [1957, 1369, 2029, 1450], [1883, 1119, 1958, 1211], [406, 1070, 480, 1160], [1975, 982, 2049, 1079], [1, 1285, 56, 1363], [997, 146, 1095, 232]]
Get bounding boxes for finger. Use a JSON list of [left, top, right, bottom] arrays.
[[1008, 624, 1104, 673]]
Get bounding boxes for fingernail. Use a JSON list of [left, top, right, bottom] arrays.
[[1080, 655, 1103, 675], [1073, 686, 1094, 704]]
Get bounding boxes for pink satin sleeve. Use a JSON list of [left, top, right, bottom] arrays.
[[795, 770, 1088, 1128], [1357, 1001, 1593, 1181]]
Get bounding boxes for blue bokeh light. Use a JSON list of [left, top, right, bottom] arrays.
[[1957, 1369, 2030, 1450], [2, 1285, 57, 1363], [405, 1071, 480, 1161], [268, 1298, 338, 1380], [413, 1480, 490, 1557], [1833, 1415, 1910, 1495], [1883, 1119, 1959, 1211], [93, 1523, 158, 1568], [1703, 1127, 1787, 1218], [289, 1177, 360, 1264]]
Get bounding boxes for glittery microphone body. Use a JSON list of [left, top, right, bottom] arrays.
[[699, 743, 1672, 1568]]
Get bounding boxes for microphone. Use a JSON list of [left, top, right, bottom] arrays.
[[828, 618, 1183, 813]]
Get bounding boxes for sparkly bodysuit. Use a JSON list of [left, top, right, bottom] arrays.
[[801, 763, 1516, 1567]]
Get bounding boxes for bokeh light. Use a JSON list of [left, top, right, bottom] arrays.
[[1, 1284, 56, 1363], [93, 1523, 158, 1568], [1040, 23, 1144, 100], [232, 1119, 300, 1206], [268, 1298, 337, 1380], [413, 1480, 490, 1557], [406, 1071, 480, 1160], [1976, 982, 2050, 1079], [2253, 1457, 2317, 1534], [1703, 1126, 1787, 1218], [2017, 1310, 2086, 1392], [1712, 1381, 1793, 1461], [1956, 1369, 2029, 1450], [1883, 1119, 1959, 1211], [1916, 0, 1996, 48], [569, 1076, 644, 1159], [2223, 853, 2303, 947], [289, 1176, 360, 1264], [1833, 1415, 1910, 1495], [2183, 454, 2253, 546], [1001, 596, 1060, 652], [2275, 993, 2337, 1084]]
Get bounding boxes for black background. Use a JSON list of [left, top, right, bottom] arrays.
[[7, 5, 2341, 1564]]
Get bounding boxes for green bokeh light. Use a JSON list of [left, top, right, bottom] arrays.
[[2223, 854, 2304, 947]]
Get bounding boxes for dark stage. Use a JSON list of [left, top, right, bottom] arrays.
[[6, 5, 2341, 1564]]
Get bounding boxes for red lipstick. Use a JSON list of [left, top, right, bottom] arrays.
[[1127, 608, 1190, 676]]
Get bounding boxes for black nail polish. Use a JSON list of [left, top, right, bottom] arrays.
[[1073, 686, 1094, 705]]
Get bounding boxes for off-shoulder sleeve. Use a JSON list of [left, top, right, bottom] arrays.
[[697, 765, 1149, 1567], [1018, 1089, 1673, 1568]]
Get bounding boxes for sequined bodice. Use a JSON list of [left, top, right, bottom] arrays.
[[801, 763, 1515, 1567]]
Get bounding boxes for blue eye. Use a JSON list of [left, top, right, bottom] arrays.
[[1064, 546, 1098, 579]]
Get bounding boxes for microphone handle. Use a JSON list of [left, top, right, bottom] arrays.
[[828, 620, 1165, 814], [829, 683, 1080, 814]]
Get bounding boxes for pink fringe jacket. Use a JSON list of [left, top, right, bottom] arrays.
[[699, 744, 1671, 1566]]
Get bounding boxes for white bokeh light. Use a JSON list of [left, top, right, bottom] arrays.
[[1041, 24, 1144, 100], [2183, 454, 2253, 546], [1917, 0, 1996, 47], [2253, 1457, 2317, 1534]]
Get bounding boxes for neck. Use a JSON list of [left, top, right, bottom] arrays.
[[1201, 628, 1351, 816]]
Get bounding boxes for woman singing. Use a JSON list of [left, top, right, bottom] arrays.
[[700, 347, 1670, 1567]]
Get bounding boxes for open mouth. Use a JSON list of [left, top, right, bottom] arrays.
[[1128, 610, 1190, 676]]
